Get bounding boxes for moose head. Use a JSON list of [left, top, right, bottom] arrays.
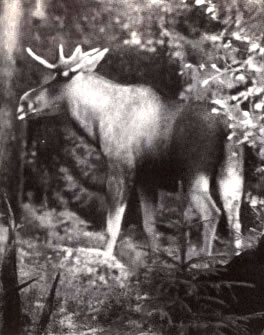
[[17, 45, 108, 121]]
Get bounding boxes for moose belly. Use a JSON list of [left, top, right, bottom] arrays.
[[135, 157, 185, 192], [135, 147, 221, 192]]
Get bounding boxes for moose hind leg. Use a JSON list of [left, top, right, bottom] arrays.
[[187, 174, 221, 255], [137, 184, 159, 252], [217, 140, 244, 252]]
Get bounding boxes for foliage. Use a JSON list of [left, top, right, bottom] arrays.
[[196, 1, 264, 153], [96, 284, 137, 325], [136, 184, 263, 335], [16, 238, 136, 334], [19, 203, 107, 248], [0, 198, 59, 335], [24, 116, 107, 225], [138, 253, 258, 335], [124, 0, 264, 164], [11, 2, 264, 330], [4, 182, 264, 335]]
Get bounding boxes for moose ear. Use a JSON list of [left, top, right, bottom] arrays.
[[70, 48, 109, 73]]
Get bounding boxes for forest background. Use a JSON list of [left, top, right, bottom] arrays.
[[1, 1, 264, 334], [1, 0, 264, 229]]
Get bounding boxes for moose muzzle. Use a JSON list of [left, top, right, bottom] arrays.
[[17, 104, 26, 120], [17, 101, 37, 120]]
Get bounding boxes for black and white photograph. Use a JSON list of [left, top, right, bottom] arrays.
[[1, 0, 264, 334]]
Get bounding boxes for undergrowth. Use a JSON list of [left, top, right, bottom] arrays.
[[131, 183, 264, 335], [14, 184, 264, 334]]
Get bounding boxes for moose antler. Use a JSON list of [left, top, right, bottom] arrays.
[[26, 44, 100, 72]]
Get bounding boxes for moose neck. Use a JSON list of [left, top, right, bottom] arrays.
[[65, 72, 120, 148]]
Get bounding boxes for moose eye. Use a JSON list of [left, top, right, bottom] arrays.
[[57, 71, 74, 81]]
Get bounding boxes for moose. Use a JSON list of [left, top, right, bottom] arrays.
[[17, 45, 244, 256]]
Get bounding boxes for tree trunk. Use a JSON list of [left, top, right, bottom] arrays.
[[0, 0, 24, 218]]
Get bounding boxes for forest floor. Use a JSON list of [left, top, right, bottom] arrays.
[[0, 205, 164, 335], [0, 202, 256, 335]]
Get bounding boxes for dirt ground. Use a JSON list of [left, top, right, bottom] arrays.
[[0, 213, 159, 335], [0, 203, 256, 335]]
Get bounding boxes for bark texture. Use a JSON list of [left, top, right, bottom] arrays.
[[0, 0, 25, 216]]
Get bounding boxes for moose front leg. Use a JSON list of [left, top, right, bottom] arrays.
[[105, 203, 127, 256], [104, 167, 134, 256]]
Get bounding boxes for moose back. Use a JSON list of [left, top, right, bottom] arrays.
[[17, 45, 244, 256]]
